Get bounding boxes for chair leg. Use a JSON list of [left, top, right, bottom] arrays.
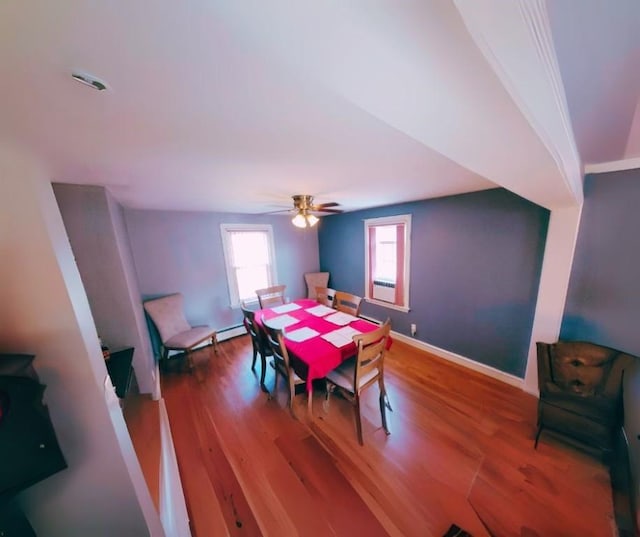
[[379, 393, 391, 436], [160, 347, 170, 372], [212, 334, 219, 353], [251, 345, 257, 371], [379, 377, 393, 412], [355, 394, 364, 445], [288, 375, 296, 417], [271, 363, 278, 400], [534, 425, 543, 449], [323, 380, 333, 413], [259, 354, 268, 392]]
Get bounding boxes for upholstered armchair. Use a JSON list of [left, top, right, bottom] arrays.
[[144, 293, 217, 370], [304, 272, 329, 299], [535, 340, 634, 458]]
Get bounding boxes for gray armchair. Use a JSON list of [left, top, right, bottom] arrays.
[[144, 293, 217, 370]]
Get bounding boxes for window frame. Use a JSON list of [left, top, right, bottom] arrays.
[[220, 223, 278, 308], [364, 214, 411, 312]]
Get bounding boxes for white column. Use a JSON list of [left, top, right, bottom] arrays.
[[523, 204, 582, 394]]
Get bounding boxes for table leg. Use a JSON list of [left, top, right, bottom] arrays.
[[307, 387, 313, 417]]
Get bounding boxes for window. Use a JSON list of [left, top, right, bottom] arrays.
[[221, 224, 278, 307], [364, 214, 411, 311]]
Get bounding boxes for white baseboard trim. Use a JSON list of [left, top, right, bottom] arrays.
[[217, 324, 247, 342], [391, 330, 524, 389], [158, 398, 192, 537], [584, 157, 640, 174]]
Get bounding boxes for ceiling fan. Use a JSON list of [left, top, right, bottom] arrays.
[[269, 195, 343, 228]]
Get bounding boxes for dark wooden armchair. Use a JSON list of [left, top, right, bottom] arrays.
[[535, 340, 634, 458]]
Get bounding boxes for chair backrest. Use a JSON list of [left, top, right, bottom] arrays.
[[143, 293, 191, 343], [315, 287, 336, 308], [334, 291, 362, 316], [262, 320, 292, 372], [240, 301, 260, 342], [304, 272, 330, 299], [256, 285, 287, 309], [352, 321, 391, 391], [537, 341, 632, 398]]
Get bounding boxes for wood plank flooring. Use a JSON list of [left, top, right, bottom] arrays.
[[159, 336, 615, 537]]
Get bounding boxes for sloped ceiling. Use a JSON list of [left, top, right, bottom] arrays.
[[548, 0, 640, 163], [0, 0, 638, 214]]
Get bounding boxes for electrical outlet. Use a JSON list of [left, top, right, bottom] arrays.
[[410, 323, 417, 336]]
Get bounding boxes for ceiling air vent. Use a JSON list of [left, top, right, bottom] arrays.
[[71, 71, 108, 91]]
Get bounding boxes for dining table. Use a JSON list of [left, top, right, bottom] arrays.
[[254, 298, 388, 415]]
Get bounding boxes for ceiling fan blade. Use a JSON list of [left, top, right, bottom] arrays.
[[312, 208, 343, 214], [261, 208, 293, 215], [313, 202, 340, 208]]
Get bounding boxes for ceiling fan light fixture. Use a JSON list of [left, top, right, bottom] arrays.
[[292, 213, 308, 228], [292, 211, 319, 228]]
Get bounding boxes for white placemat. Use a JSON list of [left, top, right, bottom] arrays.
[[263, 314, 299, 330], [305, 304, 335, 317], [285, 326, 320, 342], [325, 311, 358, 326], [270, 302, 302, 314], [321, 326, 362, 347]]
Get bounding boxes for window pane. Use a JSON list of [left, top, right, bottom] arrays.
[[230, 231, 269, 267], [236, 265, 270, 301], [365, 215, 410, 310], [376, 225, 396, 242], [374, 225, 397, 282], [374, 243, 396, 282]]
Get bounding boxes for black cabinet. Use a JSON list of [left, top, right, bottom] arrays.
[[104, 347, 134, 398]]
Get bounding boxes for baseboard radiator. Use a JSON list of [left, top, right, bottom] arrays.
[[217, 324, 247, 342]]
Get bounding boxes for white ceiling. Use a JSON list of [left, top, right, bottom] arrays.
[[0, 0, 638, 214]]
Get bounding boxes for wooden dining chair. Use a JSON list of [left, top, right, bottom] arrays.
[[256, 285, 287, 309], [333, 291, 363, 317], [240, 301, 271, 392], [262, 319, 308, 416], [315, 286, 336, 308], [325, 320, 392, 445]]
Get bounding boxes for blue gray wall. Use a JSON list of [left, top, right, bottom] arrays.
[[124, 209, 320, 334], [560, 169, 640, 516], [318, 188, 549, 377]]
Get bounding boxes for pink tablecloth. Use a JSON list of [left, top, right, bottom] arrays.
[[255, 299, 382, 392]]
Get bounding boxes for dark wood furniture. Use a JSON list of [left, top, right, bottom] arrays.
[[240, 302, 271, 392], [535, 340, 634, 458], [262, 320, 306, 416], [104, 347, 135, 398]]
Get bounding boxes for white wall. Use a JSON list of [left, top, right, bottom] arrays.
[[106, 190, 160, 398], [53, 184, 159, 398], [0, 145, 163, 536]]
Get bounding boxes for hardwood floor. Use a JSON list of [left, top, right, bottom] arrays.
[[160, 336, 615, 537]]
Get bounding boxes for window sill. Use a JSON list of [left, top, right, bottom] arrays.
[[232, 298, 260, 309], [364, 297, 410, 313]]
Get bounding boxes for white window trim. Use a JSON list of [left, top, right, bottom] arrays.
[[220, 223, 278, 308], [364, 214, 411, 312]]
